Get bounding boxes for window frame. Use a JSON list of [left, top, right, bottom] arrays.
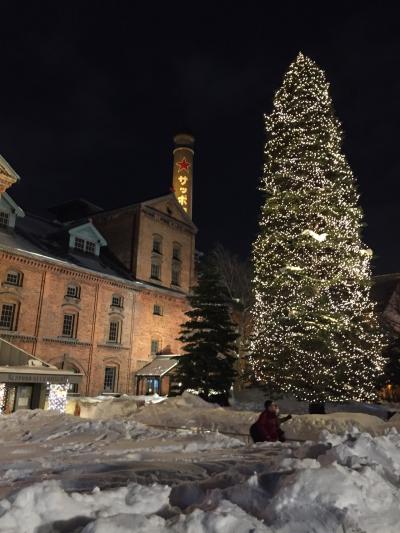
[[62, 313, 77, 338], [152, 234, 163, 255], [0, 303, 17, 330], [150, 260, 161, 281], [108, 320, 121, 343], [172, 243, 182, 261], [66, 284, 80, 299], [5, 270, 23, 287], [111, 294, 123, 308], [171, 264, 181, 286], [103, 366, 117, 392], [0, 211, 10, 228], [150, 338, 161, 356], [153, 304, 163, 316]]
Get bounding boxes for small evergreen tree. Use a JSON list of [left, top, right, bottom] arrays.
[[175, 256, 239, 403], [250, 53, 384, 405]]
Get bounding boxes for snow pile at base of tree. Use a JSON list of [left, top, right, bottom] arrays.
[[3, 428, 400, 531]]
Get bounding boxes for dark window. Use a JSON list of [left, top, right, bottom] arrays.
[[112, 295, 123, 307], [152, 236, 162, 254], [0, 303, 16, 330], [104, 367, 116, 392], [74, 237, 85, 251], [85, 240, 96, 254], [62, 314, 76, 337], [66, 285, 80, 298], [151, 262, 161, 280], [108, 321, 120, 343], [171, 266, 181, 286], [151, 338, 160, 356], [172, 244, 181, 261], [0, 211, 9, 228], [6, 271, 22, 286], [153, 304, 163, 316]]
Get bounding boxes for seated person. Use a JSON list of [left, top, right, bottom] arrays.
[[250, 400, 292, 443]]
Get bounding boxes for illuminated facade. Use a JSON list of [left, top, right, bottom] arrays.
[[0, 135, 197, 399]]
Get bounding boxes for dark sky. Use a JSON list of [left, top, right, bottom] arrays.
[[1, 2, 399, 274]]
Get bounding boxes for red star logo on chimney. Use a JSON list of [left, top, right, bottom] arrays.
[[176, 157, 190, 173]]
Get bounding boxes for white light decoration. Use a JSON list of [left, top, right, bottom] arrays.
[[48, 383, 69, 413], [250, 53, 384, 403], [0, 383, 6, 414]]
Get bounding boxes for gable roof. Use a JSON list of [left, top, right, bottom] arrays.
[[0, 154, 21, 182], [135, 356, 178, 377], [68, 221, 107, 247], [142, 193, 197, 231], [1, 193, 25, 217]]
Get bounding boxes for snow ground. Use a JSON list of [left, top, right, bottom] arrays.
[[1, 393, 400, 532]]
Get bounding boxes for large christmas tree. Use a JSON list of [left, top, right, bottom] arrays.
[[175, 256, 239, 403], [250, 53, 384, 404]]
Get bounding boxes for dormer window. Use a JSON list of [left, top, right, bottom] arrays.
[[0, 211, 9, 228], [68, 222, 107, 257], [74, 237, 96, 254]]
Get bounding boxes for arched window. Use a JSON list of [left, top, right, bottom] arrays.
[[65, 283, 80, 299], [108, 319, 122, 343], [5, 269, 23, 287], [152, 234, 163, 254]]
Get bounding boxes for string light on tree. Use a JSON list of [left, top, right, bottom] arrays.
[[250, 53, 384, 404]]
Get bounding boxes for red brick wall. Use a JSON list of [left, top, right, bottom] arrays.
[[0, 250, 190, 397]]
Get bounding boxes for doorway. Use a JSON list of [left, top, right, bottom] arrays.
[[14, 385, 33, 410]]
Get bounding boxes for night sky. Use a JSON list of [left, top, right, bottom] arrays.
[[1, 3, 399, 274]]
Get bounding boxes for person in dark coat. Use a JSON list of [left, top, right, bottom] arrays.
[[250, 400, 292, 443]]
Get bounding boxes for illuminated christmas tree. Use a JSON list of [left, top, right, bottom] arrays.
[[250, 53, 384, 405]]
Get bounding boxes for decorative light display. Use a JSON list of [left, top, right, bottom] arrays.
[[0, 383, 6, 414], [48, 383, 69, 413], [250, 53, 384, 403]]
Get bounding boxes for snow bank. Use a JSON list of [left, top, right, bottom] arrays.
[[4, 429, 400, 532], [78, 394, 166, 419]]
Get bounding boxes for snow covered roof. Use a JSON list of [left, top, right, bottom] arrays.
[[135, 356, 179, 377]]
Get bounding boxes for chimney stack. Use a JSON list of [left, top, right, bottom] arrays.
[[172, 133, 194, 219]]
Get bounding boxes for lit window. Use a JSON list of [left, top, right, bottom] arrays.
[[112, 295, 123, 308], [6, 271, 22, 286], [108, 321, 120, 343], [172, 244, 181, 261], [151, 261, 161, 280], [66, 284, 80, 298], [152, 235, 162, 254], [62, 314, 76, 338], [0, 304, 16, 330], [172, 265, 181, 286], [0, 211, 9, 228], [153, 304, 163, 316], [104, 367, 116, 392], [151, 338, 160, 356]]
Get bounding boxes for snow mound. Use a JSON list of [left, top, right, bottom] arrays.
[[284, 412, 386, 441], [163, 391, 217, 410]]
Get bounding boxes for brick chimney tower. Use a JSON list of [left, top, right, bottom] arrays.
[[172, 133, 194, 219]]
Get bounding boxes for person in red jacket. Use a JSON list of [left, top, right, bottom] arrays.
[[250, 400, 292, 443]]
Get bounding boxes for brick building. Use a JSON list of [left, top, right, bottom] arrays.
[[0, 135, 197, 397]]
